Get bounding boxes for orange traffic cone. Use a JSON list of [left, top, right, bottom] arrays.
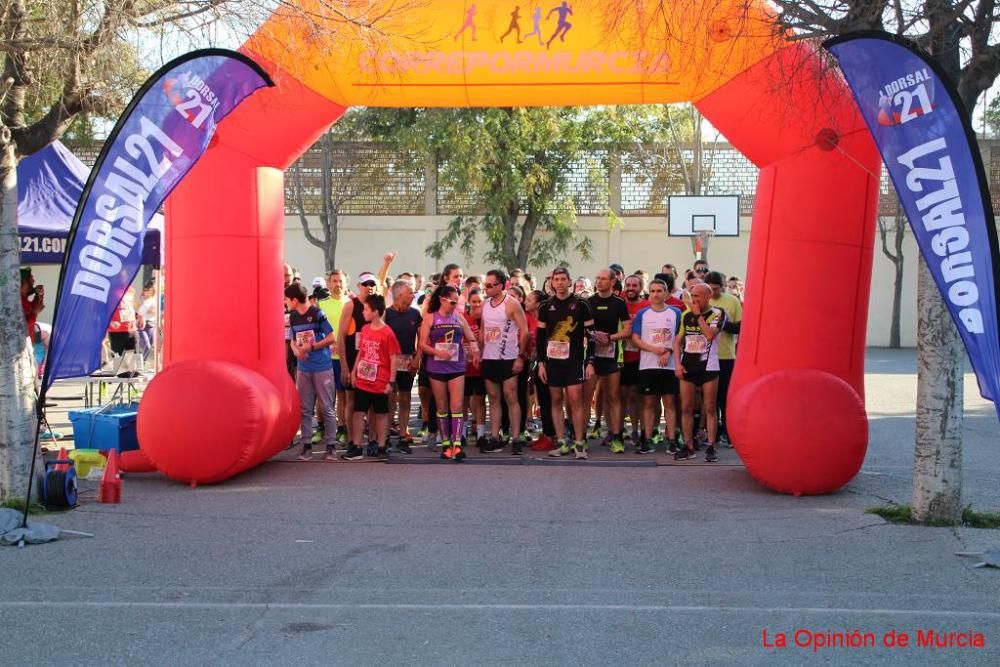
[[54, 447, 69, 472], [98, 449, 122, 504]]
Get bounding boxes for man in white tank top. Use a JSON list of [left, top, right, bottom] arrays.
[[479, 269, 529, 454]]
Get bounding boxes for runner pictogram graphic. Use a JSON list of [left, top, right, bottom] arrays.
[[546, 1, 573, 50], [455, 4, 478, 42], [500, 6, 522, 43], [523, 6, 544, 45]]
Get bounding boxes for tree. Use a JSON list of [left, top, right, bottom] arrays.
[[618, 104, 722, 264], [878, 204, 907, 349], [360, 106, 632, 273], [765, 0, 1000, 524], [0, 0, 414, 501], [288, 112, 420, 272]]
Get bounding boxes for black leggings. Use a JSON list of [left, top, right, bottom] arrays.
[[500, 368, 530, 435], [532, 366, 556, 437]]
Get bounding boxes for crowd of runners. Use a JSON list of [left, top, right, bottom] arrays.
[[283, 253, 743, 463]]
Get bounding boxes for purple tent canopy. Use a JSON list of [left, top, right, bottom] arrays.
[[17, 141, 162, 265]]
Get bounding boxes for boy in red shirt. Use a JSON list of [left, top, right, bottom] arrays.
[[342, 294, 400, 460]]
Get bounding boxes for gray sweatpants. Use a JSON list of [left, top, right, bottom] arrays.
[[297, 369, 337, 449]]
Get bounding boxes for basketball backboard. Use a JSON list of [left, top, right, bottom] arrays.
[[668, 195, 740, 237]]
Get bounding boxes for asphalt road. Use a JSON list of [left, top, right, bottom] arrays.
[[2, 349, 998, 665]]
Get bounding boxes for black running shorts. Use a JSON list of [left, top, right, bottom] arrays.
[[638, 369, 679, 396]]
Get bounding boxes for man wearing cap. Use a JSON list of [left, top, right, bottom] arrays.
[[338, 271, 379, 445], [20, 267, 45, 338]]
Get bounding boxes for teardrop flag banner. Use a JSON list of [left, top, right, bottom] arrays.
[[825, 31, 1000, 420], [41, 49, 272, 393]]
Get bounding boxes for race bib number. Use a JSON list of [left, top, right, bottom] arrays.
[[685, 334, 708, 355], [650, 328, 669, 346], [395, 354, 412, 369], [624, 338, 637, 352], [357, 360, 378, 382], [547, 340, 570, 360], [435, 342, 460, 361], [484, 326, 501, 343], [295, 330, 316, 347], [284, 313, 291, 336], [595, 340, 615, 358]]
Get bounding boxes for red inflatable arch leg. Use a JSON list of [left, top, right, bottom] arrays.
[[696, 44, 881, 495], [137, 56, 346, 484]]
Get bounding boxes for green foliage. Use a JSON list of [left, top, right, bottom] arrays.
[[358, 105, 668, 272], [984, 96, 1000, 139], [867, 504, 1000, 528]]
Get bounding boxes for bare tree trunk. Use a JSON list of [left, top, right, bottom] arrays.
[[324, 212, 338, 273], [889, 219, 904, 349], [912, 256, 964, 523], [0, 137, 41, 501], [911, 6, 964, 525]]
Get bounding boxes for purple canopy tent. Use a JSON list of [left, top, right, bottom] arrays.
[[17, 141, 163, 265]]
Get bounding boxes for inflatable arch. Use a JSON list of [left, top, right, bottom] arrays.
[[138, 0, 880, 494]]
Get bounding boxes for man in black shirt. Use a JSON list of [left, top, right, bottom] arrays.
[[587, 268, 632, 453], [537, 267, 595, 459]]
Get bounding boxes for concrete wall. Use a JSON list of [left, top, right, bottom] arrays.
[[283, 214, 920, 347]]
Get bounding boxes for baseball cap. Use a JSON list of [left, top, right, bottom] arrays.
[[357, 272, 378, 286], [311, 276, 326, 289], [609, 263, 624, 275]]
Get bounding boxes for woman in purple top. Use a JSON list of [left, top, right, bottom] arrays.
[[419, 284, 480, 461]]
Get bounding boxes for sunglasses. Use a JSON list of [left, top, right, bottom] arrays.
[[695, 268, 709, 274], [483, 282, 498, 288], [360, 281, 377, 287], [445, 299, 459, 305]]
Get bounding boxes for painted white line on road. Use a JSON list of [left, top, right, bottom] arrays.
[[2, 601, 999, 619]]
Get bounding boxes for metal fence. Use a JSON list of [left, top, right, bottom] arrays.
[[66, 139, 1000, 218]]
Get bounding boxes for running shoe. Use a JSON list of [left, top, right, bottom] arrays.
[[610, 437, 625, 454], [375, 447, 388, 460], [600, 433, 612, 447], [586, 425, 601, 440], [483, 438, 505, 453], [416, 426, 429, 441], [441, 444, 455, 460], [298, 448, 313, 461], [650, 429, 664, 446], [574, 443, 589, 460], [530, 434, 554, 451], [638, 439, 655, 455], [336, 425, 347, 443], [324, 448, 337, 461], [365, 442, 379, 458], [452, 446, 466, 462], [475, 435, 489, 452], [548, 441, 572, 457], [673, 447, 696, 461], [695, 429, 708, 450], [398, 436, 413, 455], [311, 427, 324, 445], [341, 444, 364, 461], [667, 438, 681, 454], [705, 446, 718, 463]]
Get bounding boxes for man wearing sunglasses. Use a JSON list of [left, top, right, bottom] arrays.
[[479, 269, 530, 454]]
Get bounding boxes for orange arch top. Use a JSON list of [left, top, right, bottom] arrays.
[[245, 0, 786, 108]]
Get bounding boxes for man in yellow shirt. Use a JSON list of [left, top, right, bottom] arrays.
[[704, 271, 741, 446], [319, 269, 352, 443]]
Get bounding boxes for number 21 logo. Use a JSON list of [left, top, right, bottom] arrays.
[[878, 83, 934, 126]]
